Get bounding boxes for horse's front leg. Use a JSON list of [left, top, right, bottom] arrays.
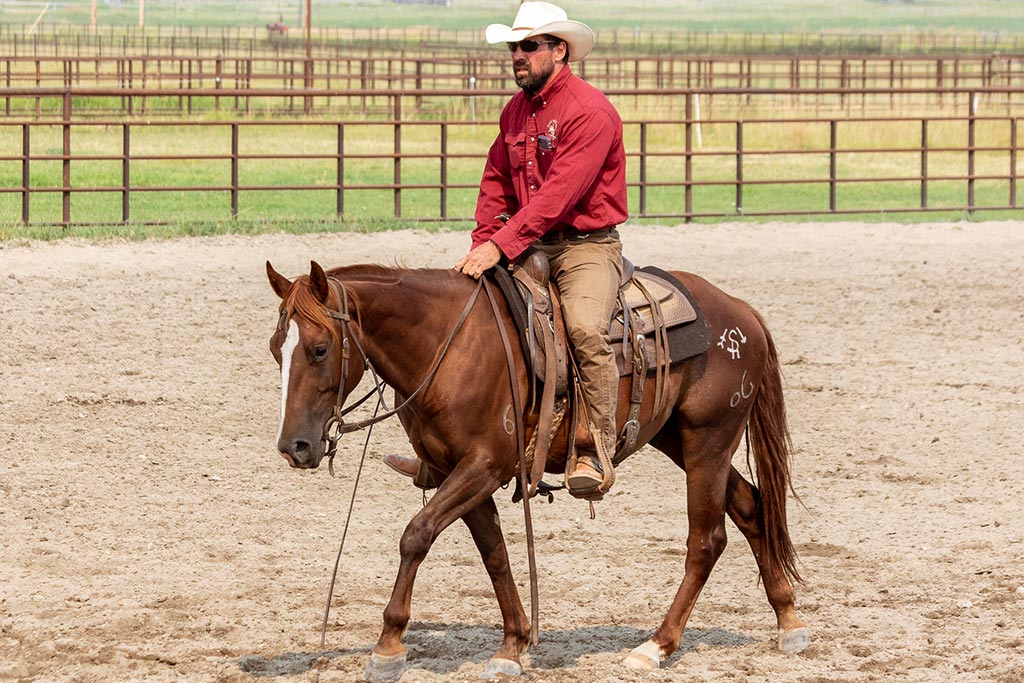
[[462, 497, 531, 678], [365, 460, 511, 683]]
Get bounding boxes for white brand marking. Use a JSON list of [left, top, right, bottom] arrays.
[[718, 326, 748, 360]]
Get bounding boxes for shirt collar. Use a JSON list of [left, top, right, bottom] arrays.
[[529, 64, 573, 106]]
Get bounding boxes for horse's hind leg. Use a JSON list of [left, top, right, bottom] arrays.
[[725, 466, 810, 653], [623, 435, 733, 670], [461, 498, 532, 678]]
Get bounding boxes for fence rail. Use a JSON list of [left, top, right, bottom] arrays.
[[0, 86, 1020, 226], [3, 54, 1024, 105], [2, 24, 1023, 57]]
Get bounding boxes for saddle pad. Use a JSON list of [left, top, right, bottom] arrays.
[[610, 270, 696, 339], [612, 267, 711, 373]]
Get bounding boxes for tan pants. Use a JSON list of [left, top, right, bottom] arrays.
[[536, 230, 623, 457]]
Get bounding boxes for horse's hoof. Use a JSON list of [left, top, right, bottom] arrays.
[[622, 640, 663, 670], [365, 651, 408, 683], [480, 657, 523, 680], [778, 626, 811, 654]]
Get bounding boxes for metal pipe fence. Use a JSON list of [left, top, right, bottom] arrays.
[[3, 54, 1024, 106], [0, 86, 1020, 226], [2, 24, 1022, 57]]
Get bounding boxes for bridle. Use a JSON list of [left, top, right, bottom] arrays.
[[314, 275, 485, 469]]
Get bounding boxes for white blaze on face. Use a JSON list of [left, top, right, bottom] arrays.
[[277, 320, 302, 444]]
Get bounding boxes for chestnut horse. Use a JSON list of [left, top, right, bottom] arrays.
[[266, 259, 809, 681]]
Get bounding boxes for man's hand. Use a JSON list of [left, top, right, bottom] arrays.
[[454, 240, 502, 280]]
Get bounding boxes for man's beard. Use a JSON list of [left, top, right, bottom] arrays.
[[513, 58, 554, 95]]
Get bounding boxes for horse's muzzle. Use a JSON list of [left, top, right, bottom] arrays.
[[277, 440, 324, 469]]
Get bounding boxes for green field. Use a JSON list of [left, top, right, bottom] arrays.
[[2, 0, 1024, 35]]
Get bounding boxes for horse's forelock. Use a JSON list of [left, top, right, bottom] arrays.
[[280, 275, 340, 342]]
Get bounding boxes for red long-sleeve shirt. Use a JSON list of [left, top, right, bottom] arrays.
[[472, 65, 629, 262]]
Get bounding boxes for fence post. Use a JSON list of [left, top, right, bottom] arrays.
[[735, 121, 743, 215], [215, 57, 223, 112], [21, 123, 30, 224], [684, 92, 693, 222], [337, 123, 344, 218], [122, 123, 131, 222], [62, 90, 71, 226], [394, 95, 402, 218], [920, 119, 928, 209], [639, 122, 648, 216], [1011, 119, 1018, 208], [829, 120, 837, 213], [968, 91, 975, 214], [440, 122, 448, 220], [231, 122, 239, 218]]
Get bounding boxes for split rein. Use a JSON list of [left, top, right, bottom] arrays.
[[318, 275, 483, 474], [308, 272, 542, 648]]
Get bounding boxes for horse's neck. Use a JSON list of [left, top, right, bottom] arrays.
[[348, 269, 472, 392]]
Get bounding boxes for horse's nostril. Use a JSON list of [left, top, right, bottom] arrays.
[[293, 440, 311, 455]]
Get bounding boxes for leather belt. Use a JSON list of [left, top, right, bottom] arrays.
[[537, 227, 616, 245]]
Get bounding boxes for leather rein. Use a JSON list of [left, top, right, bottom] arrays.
[[317, 275, 484, 470], [307, 272, 543, 648]]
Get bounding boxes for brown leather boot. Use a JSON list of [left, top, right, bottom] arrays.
[[382, 454, 439, 490], [566, 452, 603, 493]]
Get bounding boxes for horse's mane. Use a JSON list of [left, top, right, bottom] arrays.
[[281, 264, 457, 339], [279, 276, 340, 341], [325, 263, 406, 284]]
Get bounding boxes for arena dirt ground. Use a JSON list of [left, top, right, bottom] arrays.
[[1, 221, 1022, 683]]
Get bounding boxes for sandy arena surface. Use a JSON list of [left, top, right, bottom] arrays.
[[1, 221, 1022, 683]]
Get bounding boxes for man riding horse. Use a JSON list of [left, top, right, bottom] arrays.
[[385, 1, 627, 500]]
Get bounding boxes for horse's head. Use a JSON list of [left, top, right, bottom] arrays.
[[266, 260, 364, 469]]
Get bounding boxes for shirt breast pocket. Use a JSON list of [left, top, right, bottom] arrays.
[[505, 131, 527, 169]]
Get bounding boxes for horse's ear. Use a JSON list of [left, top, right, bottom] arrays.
[[266, 261, 292, 299], [309, 261, 330, 304]]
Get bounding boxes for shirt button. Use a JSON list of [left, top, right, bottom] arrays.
[[530, 184, 536, 190], [527, 161, 533, 166], [531, 113, 536, 118]]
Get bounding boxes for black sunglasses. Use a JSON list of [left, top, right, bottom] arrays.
[[506, 39, 558, 53]]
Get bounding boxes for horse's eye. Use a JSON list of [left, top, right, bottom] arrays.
[[313, 345, 328, 362]]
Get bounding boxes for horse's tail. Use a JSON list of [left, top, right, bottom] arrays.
[[748, 309, 802, 585]]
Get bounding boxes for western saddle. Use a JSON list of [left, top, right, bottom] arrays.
[[495, 250, 706, 501]]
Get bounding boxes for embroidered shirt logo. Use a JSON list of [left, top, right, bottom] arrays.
[[546, 119, 558, 145]]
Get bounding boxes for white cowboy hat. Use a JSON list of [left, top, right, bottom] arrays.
[[485, 2, 595, 62]]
